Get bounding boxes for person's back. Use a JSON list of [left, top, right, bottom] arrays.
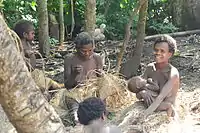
[[84, 120, 121, 133], [77, 97, 122, 133]]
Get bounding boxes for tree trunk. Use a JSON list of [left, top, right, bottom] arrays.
[[120, 0, 148, 79], [169, 0, 184, 27], [170, 0, 200, 30], [59, 0, 65, 47], [115, 1, 142, 72], [0, 15, 66, 133], [85, 0, 96, 35], [37, 0, 50, 57], [49, 13, 59, 40], [69, 0, 75, 39]]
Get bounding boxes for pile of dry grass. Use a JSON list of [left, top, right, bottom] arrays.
[[49, 72, 136, 126], [97, 73, 136, 112], [114, 89, 200, 133], [50, 72, 136, 112]]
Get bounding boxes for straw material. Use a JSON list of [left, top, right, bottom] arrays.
[[31, 69, 63, 92], [50, 73, 136, 112], [115, 89, 200, 133]]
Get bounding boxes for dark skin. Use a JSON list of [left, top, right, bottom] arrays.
[[21, 29, 36, 71], [64, 43, 103, 89], [137, 42, 179, 118], [128, 76, 159, 107]]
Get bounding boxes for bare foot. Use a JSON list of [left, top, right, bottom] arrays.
[[167, 106, 175, 120]]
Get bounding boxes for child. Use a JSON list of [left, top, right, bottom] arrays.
[[13, 20, 62, 99], [128, 76, 159, 107], [134, 35, 180, 117], [77, 97, 121, 133], [14, 20, 36, 71], [64, 32, 103, 89]]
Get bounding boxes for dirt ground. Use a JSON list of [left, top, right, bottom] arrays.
[[1, 35, 200, 133]]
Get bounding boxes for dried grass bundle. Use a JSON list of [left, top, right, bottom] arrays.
[[117, 89, 200, 133], [50, 72, 136, 112], [97, 73, 135, 112]]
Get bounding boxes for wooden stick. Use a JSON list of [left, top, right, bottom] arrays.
[[144, 29, 200, 41]]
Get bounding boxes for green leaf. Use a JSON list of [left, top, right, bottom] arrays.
[[30, 1, 37, 11], [120, 3, 124, 8]]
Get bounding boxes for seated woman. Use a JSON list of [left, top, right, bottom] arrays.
[[77, 97, 122, 133], [128, 35, 180, 118], [64, 32, 103, 89]]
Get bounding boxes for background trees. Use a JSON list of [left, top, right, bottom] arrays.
[[37, 0, 50, 56], [3, 0, 200, 41]]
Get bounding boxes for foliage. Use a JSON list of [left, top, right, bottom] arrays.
[[49, 37, 59, 47], [96, 0, 178, 39], [148, 21, 178, 34], [2, 0, 179, 40], [96, 0, 139, 40], [2, 0, 37, 28], [147, 0, 178, 35], [48, 0, 85, 26]]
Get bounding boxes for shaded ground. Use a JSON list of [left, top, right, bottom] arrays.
[[1, 35, 200, 132]]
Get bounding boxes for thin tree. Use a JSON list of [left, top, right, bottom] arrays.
[[0, 15, 67, 133], [85, 0, 96, 35], [37, 0, 50, 56], [59, 0, 65, 49], [115, 0, 143, 72], [69, 0, 75, 39], [120, 0, 148, 79]]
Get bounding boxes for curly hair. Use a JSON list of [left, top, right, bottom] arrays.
[[77, 97, 106, 125], [75, 32, 94, 48], [153, 34, 177, 55], [13, 20, 34, 39]]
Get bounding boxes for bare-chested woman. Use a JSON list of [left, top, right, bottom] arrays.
[[64, 32, 103, 89], [128, 35, 180, 117]]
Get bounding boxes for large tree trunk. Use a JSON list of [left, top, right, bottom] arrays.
[[120, 0, 148, 79], [59, 0, 65, 48], [85, 0, 96, 35], [170, 0, 200, 30], [0, 15, 66, 133], [37, 0, 50, 57]]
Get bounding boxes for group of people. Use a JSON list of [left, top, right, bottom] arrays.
[[13, 19, 180, 132]]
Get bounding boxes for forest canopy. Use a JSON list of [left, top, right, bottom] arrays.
[[1, 0, 178, 40]]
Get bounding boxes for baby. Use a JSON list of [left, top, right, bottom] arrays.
[[128, 76, 159, 107]]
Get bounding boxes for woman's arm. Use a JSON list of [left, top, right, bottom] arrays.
[[64, 57, 77, 89], [144, 67, 179, 117]]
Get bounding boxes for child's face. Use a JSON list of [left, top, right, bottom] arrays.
[[77, 43, 94, 60], [153, 42, 172, 63], [24, 30, 35, 41]]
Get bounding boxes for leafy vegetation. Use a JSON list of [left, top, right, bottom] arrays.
[[1, 0, 178, 40], [2, 0, 37, 27], [147, 0, 178, 35]]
